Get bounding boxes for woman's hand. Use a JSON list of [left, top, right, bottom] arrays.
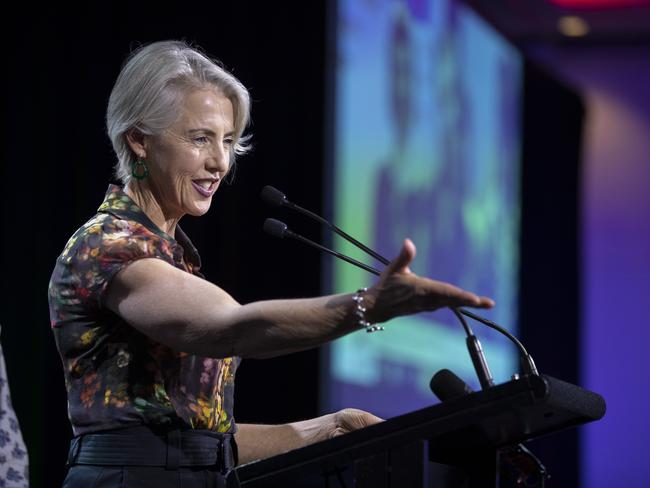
[[325, 408, 384, 438], [365, 239, 494, 324], [235, 409, 383, 464]]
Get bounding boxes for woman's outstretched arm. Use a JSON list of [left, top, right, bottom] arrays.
[[105, 239, 494, 359]]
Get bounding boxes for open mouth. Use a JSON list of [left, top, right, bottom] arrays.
[[191, 179, 218, 197]]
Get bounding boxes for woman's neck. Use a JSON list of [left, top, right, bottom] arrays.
[[124, 180, 181, 237]]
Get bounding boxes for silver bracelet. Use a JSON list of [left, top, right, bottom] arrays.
[[352, 287, 384, 333]]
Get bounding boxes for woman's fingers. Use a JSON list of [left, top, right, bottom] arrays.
[[477, 296, 496, 308], [384, 238, 416, 275], [369, 239, 495, 322], [423, 280, 495, 309]]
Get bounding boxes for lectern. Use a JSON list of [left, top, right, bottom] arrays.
[[236, 374, 605, 487]]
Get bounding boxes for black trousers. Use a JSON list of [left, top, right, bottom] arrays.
[[63, 425, 239, 488], [62, 465, 239, 488]]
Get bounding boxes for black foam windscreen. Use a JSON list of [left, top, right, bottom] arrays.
[[263, 218, 288, 238], [260, 186, 287, 207], [430, 369, 474, 402]]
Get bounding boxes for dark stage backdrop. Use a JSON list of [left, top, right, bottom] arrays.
[[0, 2, 583, 487]]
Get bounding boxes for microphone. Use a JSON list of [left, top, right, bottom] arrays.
[[263, 218, 383, 277], [262, 217, 289, 238], [261, 186, 539, 379], [260, 185, 289, 207], [261, 186, 389, 265], [430, 369, 550, 483], [430, 369, 474, 401]]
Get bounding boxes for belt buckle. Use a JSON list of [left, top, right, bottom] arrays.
[[217, 438, 226, 472], [166, 428, 182, 470], [66, 436, 82, 467]]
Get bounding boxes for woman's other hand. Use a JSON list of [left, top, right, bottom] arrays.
[[235, 409, 383, 464], [325, 408, 384, 438]]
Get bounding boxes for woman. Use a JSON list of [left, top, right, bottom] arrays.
[[48, 40, 493, 487]]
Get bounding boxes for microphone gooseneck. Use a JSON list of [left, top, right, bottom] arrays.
[[261, 186, 539, 380], [451, 308, 494, 390], [262, 218, 383, 277], [455, 309, 539, 377], [260, 186, 389, 265]]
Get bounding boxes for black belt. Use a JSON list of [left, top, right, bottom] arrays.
[[67, 425, 238, 472]]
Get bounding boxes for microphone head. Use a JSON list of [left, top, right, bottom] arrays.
[[430, 369, 474, 402], [263, 218, 288, 239], [260, 186, 288, 207]]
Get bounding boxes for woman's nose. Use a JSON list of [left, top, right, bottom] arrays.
[[206, 145, 230, 173]]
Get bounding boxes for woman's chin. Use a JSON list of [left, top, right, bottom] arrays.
[[186, 201, 212, 217]]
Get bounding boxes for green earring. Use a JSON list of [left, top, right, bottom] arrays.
[[131, 159, 149, 180]]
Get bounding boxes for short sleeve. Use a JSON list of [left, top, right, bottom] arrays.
[[50, 215, 176, 316]]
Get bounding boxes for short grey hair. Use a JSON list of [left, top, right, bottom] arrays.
[[106, 40, 251, 184]]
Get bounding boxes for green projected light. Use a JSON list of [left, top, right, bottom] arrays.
[[326, 0, 523, 418]]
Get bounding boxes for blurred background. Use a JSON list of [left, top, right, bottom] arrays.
[[0, 0, 648, 486]]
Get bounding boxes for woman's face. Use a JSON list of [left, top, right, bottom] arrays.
[[142, 89, 235, 218]]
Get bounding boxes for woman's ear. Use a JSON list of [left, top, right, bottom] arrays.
[[125, 128, 147, 159]]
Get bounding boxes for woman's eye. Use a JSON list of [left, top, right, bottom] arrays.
[[194, 136, 209, 144], [223, 138, 234, 146]]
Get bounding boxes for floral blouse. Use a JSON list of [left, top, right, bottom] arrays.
[[48, 185, 239, 437]]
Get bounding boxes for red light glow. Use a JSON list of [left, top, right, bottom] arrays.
[[550, 0, 650, 8]]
